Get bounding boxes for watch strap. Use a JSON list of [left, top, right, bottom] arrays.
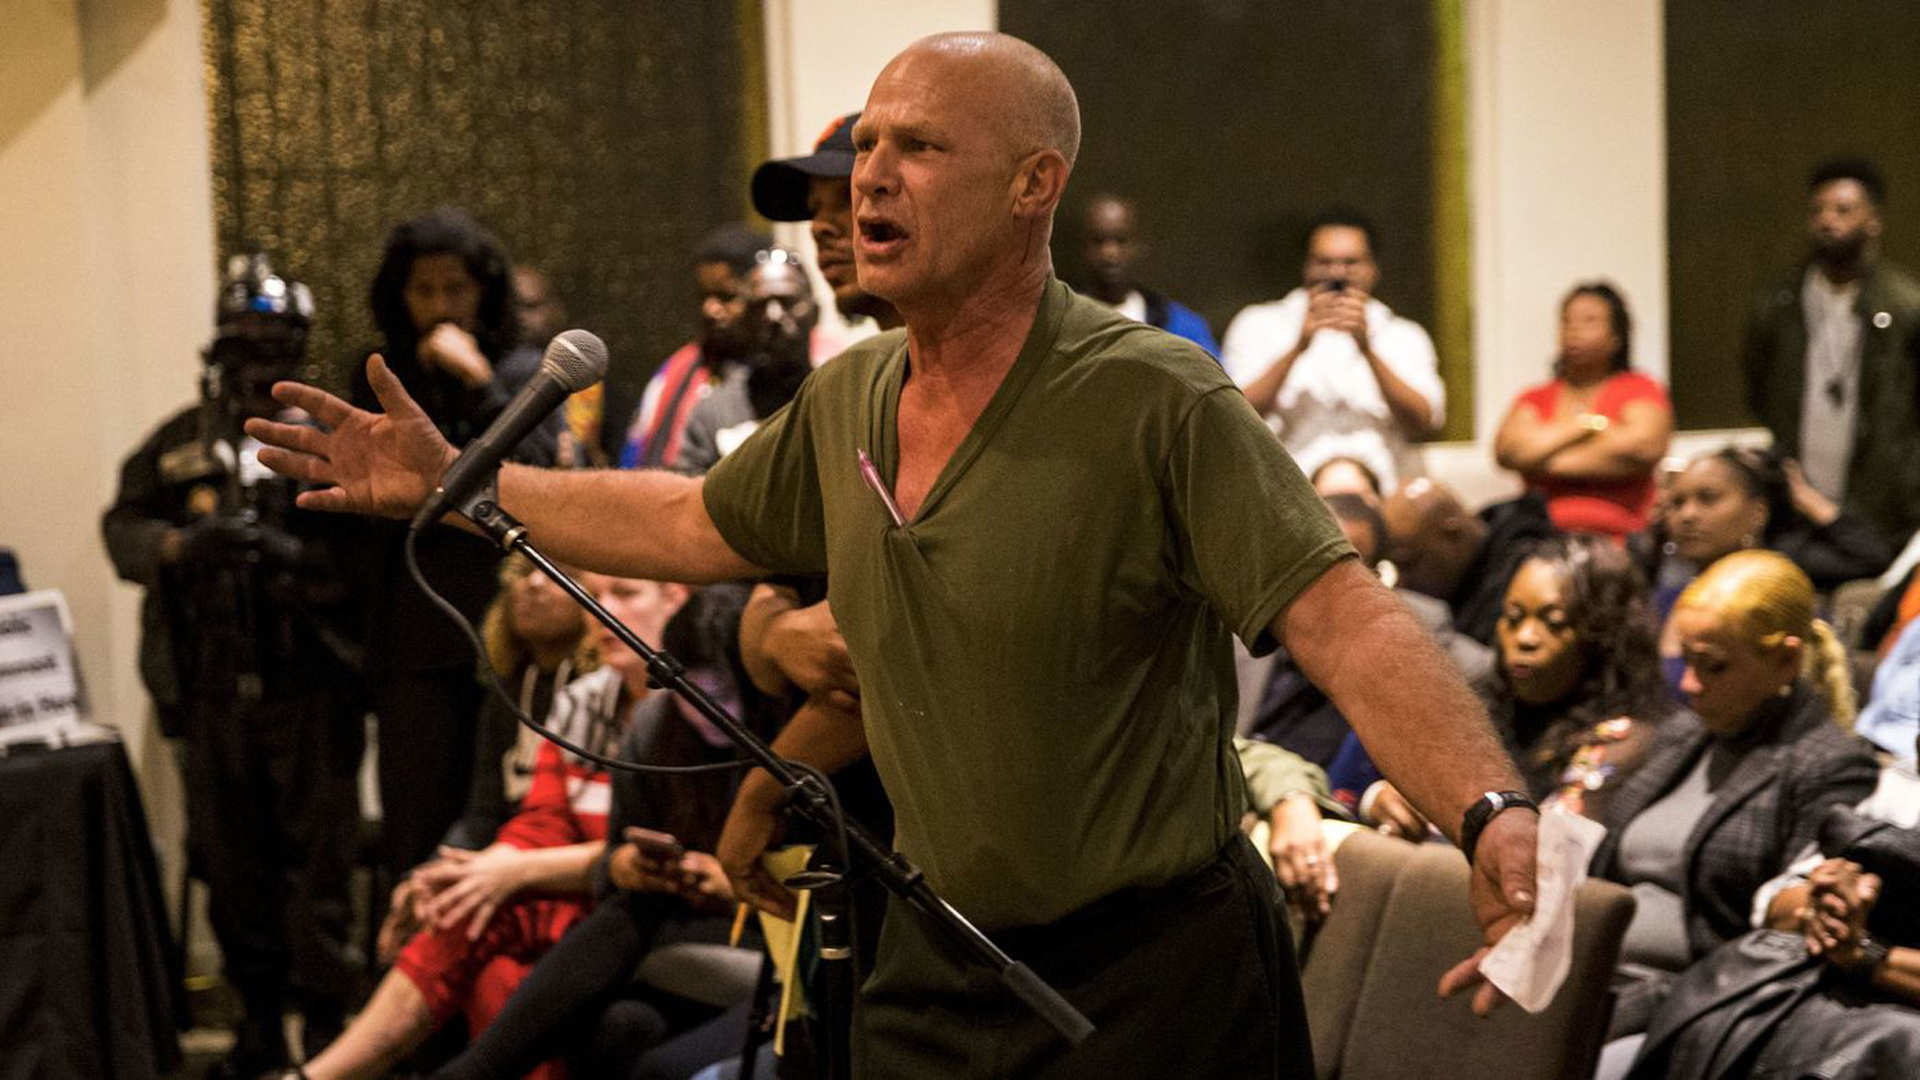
[[1460, 789, 1538, 865]]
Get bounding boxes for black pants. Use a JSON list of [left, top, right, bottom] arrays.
[[854, 836, 1312, 1078], [183, 688, 363, 1027], [369, 668, 483, 881], [433, 891, 735, 1080]]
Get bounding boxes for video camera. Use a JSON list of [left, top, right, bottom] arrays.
[[202, 252, 314, 431]]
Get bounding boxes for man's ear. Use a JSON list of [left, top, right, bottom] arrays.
[[1010, 149, 1070, 219]]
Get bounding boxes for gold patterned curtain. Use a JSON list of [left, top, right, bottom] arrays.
[[202, 0, 766, 393]]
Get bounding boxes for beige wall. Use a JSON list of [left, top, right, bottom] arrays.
[[0, 0, 214, 845], [1464, 0, 1669, 446]]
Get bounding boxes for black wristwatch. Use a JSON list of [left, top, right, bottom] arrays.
[[1459, 790, 1538, 865]]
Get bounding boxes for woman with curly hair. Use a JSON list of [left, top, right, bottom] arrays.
[[1491, 535, 1675, 820], [1350, 535, 1674, 836]]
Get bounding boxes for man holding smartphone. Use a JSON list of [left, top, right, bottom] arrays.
[[1221, 207, 1446, 491]]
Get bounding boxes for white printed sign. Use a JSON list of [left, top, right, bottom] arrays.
[[0, 590, 86, 730]]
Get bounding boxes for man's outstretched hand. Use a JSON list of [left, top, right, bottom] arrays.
[[244, 354, 457, 518], [1438, 808, 1539, 1016]]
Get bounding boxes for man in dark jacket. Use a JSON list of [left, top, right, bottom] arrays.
[[102, 257, 363, 1075], [1743, 158, 1920, 545]]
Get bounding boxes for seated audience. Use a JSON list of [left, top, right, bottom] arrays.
[[1383, 478, 1558, 645], [1630, 807, 1920, 1078], [301, 573, 689, 1080], [1249, 493, 1489, 781], [427, 584, 772, 1080], [1855, 616, 1920, 758], [1354, 535, 1675, 837], [1494, 281, 1673, 539], [1589, 551, 1878, 1035], [1237, 737, 1346, 924], [436, 554, 596, 854], [1653, 445, 1895, 607], [1648, 446, 1898, 700], [1222, 206, 1444, 490]]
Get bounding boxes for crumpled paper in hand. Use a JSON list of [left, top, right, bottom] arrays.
[[1476, 807, 1608, 1013]]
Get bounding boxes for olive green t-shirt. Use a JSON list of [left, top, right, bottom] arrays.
[[703, 277, 1352, 929]]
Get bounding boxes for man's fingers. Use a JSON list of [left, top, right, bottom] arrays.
[[1438, 947, 1487, 999], [245, 416, 331, 454], [1472, 981, 1504, 1017], [366, 353, 431, 423], [254, 444, 335, 486], [270, 379, 355, 427]]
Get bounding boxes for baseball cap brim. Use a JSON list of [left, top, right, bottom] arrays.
[[751, 150, 855, 222]]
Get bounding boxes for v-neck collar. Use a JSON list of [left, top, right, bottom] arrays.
[[869, 277, 1070, 527]]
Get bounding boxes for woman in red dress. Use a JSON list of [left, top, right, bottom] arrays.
[[1495, 281, 1674, 539]]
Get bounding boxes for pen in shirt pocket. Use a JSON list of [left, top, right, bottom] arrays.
[[857, 448, 907, 527]]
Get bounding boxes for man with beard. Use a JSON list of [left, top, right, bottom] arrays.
[[619, 224, 770, 469], [1744, 158, 1920, 543], [677, 250, 820, 474]]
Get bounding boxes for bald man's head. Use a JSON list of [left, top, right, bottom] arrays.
[[906, 32, 1080, 168], [851, 33, 1081, 312], [1382, 478, 1486, 599]]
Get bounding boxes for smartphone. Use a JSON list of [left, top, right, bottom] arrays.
[[1325, 279, 1348, 293], [624, 827, 684, 861]]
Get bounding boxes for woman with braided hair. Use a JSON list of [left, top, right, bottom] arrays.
[[1590, 550, 1880, 1037]]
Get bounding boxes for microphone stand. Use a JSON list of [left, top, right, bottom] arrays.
[[461, 498, 1096, 1061]]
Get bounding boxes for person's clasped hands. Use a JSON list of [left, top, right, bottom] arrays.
[[1800, 856, 1883, 973]]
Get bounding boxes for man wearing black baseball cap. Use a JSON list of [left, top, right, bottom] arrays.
[[751, 111, 901, 330]]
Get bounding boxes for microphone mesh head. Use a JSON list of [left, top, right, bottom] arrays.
[[542, 329, 610, 391]]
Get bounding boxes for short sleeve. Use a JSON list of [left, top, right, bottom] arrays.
[[1218, 307, 1271, 389], [1375, 319, 1446, 428], [700, 378, 830, 576], [1165, 386, 1355, 654]]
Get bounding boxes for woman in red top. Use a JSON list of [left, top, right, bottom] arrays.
[[1495, 281, 1674, 539]]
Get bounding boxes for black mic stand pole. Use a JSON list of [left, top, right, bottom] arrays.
[[462, 499, 1096, 1056]]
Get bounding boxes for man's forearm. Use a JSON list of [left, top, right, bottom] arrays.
[[739, 583, 804, 696], [1281, 561, 1522, 845], [1364, 350, 1435, 436], [1242, 349, 1301, 417], [734, 696, 870, 812], [496, 465, 761, 584]]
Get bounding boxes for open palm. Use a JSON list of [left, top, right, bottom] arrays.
[[245, 354, 456, 518]]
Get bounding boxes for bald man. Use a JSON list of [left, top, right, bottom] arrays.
[[1384, 480, 1559, 646], [251, 32, 1539, 1075]]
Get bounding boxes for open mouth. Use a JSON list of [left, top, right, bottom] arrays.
[[858, 217, 908, 255]]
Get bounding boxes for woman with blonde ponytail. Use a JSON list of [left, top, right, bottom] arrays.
[[1588, 549, 1880, 1038]]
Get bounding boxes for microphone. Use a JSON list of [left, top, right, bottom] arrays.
[[410, 329, 608, 533]]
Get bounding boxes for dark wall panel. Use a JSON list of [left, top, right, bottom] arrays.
[[1000, 0, 1438, 343], [1666, 1, 1920, 428], [204, 0, 761, 396]]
